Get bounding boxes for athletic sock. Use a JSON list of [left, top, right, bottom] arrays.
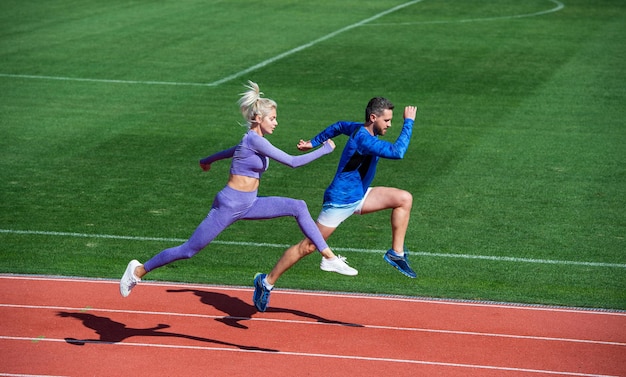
[[262, 277, 274, 290], [390, 249, 404, 257]]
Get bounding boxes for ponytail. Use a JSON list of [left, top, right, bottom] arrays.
[[238, 80, 277, 128]]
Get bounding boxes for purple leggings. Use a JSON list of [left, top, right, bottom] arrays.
[[143, 185, 328, 272]]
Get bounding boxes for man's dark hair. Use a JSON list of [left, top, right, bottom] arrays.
[[365, 97, 394, 122]]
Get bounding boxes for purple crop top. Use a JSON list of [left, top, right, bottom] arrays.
[[199, 130, 333, 179]]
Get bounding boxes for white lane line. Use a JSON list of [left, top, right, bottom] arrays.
[[1, 228, 624, 269], [0, 373, 70, 377], [0, 336, 618, 377], [0, 1, 566, 87], [368, 0, 565, 26], [2, 274, 626, 316], [0, 273, 626, 317], [0, 1, 425, 87], [206, 0, 425, 86], [1, 302, 624, 346], [0, 73, 212, 87]]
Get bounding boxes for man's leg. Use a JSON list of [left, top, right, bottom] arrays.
[[359, 186, 413, 254], [266, 224, 337, 285], [360, 186, 416, 277]]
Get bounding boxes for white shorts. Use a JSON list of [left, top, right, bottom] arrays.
[[317, 188, 372, 228]]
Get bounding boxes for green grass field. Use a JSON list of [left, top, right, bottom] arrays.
[[1, 0, 624, 309]]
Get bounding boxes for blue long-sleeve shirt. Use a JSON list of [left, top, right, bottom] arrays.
[[310, 119, 413, 204]]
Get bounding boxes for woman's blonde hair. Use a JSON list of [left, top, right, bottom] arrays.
[[238, 80, 277, 128]]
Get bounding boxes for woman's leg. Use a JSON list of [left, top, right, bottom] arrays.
[[142, 187, 257, 274], [241, 196, 330, 252], [141, 209, 230, 273]]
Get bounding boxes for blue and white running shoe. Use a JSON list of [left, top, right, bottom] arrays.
[[384, 249, 417, 278], [253, 273, 272, 312]]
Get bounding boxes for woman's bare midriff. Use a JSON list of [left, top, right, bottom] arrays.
[[227, 174, 260, 192]]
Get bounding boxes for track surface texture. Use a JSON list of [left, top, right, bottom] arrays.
[[1, 275, 624, 377]]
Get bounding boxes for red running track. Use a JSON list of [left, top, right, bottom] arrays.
[[0, 274, 624, 376]]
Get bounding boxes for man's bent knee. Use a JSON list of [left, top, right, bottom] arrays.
[[399, 190, 413, 209], [297, 238, 317, 256]]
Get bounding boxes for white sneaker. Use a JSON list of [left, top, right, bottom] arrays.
[[120, 260, 142, 297], [320, 255, 358, 276]]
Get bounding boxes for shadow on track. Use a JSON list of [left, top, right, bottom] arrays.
[[166, 288, 364, 329], [56, 311, 278, 352]]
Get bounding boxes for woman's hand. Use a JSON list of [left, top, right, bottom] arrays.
[[199, 161, 211, 172]]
